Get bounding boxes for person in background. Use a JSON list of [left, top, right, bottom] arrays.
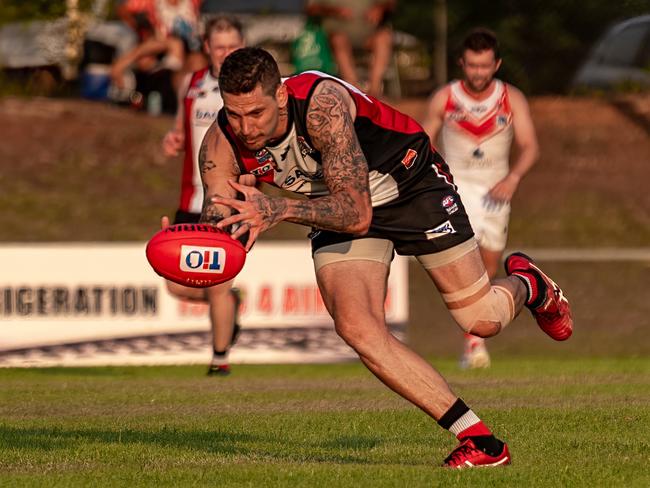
[[161, 15, 245, 376], [306, 0, 395, 97], [112, 0, 205, 95], [291, 14, 337, 75], [421, 28, 540, 369]]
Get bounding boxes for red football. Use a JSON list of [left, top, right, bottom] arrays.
[[146, 224, 246, 288]]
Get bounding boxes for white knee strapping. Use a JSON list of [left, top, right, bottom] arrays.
[[442, 276, 515, 337], [441, 272, 490, 304]]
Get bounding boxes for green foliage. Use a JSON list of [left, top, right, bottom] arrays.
[[0, 0, 95, 25], [394, 0, 649, 93]]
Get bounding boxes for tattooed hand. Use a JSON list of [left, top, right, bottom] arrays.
[[212, 180, 287, 251], [199, 175, 258, 227], [199, 199, 227, 226]]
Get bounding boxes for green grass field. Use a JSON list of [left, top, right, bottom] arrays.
[[1, 358, 648, 487]]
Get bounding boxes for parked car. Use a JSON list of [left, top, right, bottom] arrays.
[[572, 15, 650, 91]]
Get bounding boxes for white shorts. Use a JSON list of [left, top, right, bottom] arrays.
[[455, 180, 510, 252]]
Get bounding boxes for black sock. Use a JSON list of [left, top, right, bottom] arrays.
[[437, 398, 470, 429], [469, 435, 504, 457], [511, 272, 546, 309], [213, 349, 226, 357]]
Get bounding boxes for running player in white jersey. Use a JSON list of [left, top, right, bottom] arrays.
[[161, 15, 245, 376], [422, 29, 539, 369]]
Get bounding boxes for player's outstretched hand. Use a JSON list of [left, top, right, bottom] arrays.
[[212, 179, 286, 251], [488, 173, 521, 204], [160, 215, 171, 230], [162, 130, 184, 157]]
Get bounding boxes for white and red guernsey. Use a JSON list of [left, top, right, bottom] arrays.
[[440, 79, 514, 188], [217, 71, 456, 208], [179, 67, 223, 214]]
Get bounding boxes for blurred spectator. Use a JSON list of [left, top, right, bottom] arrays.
[[111, 0, 206, 94], [306, 0, 396, 97], [291, 17, 337, 75]]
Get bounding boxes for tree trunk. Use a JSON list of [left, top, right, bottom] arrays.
[[64, 0, 82, 80], [432, 0, 447, 88]]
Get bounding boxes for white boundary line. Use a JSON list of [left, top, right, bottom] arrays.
[[407, 248, 650, 262], [504, 248, 650, 262]]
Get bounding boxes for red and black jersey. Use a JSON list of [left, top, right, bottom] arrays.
[[218, 71, 456, 208]]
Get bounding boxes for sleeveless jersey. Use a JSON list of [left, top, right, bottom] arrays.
[[440, 79, 513, 187], [179, 67, 222, 214], [218, 71, 454, 208]]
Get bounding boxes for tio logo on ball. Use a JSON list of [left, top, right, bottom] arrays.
[[179, 245, 226, 274]]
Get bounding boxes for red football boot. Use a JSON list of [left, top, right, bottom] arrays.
[[505, 252, 573, 341], [207, 364, 231, 376], [443, 438, 511, 468]]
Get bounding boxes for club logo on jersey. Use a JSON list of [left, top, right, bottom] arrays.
[[255, 149, 273, 165], [186, 87, 202, 99], [250, 163, 273, 176], [497, 114, 508, 126], [401, 149, 418, 169], [441, 195, 459, 215], [424, 220, 457, 240], [297, 136, 315, 157], [195, 109, 218, 123], [283, 167, 324, 187], [448, 110, 466, 122], [180, 245, 226, 273]]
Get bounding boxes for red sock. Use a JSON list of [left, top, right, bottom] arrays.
[[437, 399, 494, 439], [456, 419, 493, 440]]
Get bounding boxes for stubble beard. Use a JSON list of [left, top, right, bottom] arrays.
[[466, 77, 492, 94]]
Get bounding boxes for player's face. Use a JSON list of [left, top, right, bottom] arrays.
[[222, 84, 288, 151], [460, 49, 502, 93], [204, 29, 244, 73]]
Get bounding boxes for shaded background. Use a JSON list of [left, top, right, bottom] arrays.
[[2, 0, 649, 94], [0, 1, 648, 359]]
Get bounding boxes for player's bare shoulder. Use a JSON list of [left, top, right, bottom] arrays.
[[422, 83, 451, 139], [504, 83, 531, 113], [431, 83, 451, 106], [305, 79, 356, 148]]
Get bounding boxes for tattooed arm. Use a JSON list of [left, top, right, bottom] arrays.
[[213, 80, 371, 249], [282, 80, 372, 233], [198, 121, 241, 225]]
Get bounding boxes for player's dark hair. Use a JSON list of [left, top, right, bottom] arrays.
[[461, 28, 500, 59], [203, 15, 243, 42], [219, 47, 281, 96]]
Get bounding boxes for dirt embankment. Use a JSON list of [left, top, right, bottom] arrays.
[[0, 94, 648, 244]]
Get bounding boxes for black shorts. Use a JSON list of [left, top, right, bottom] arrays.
[[310, 166, 474, 256], [173, 209, 200, 224]]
